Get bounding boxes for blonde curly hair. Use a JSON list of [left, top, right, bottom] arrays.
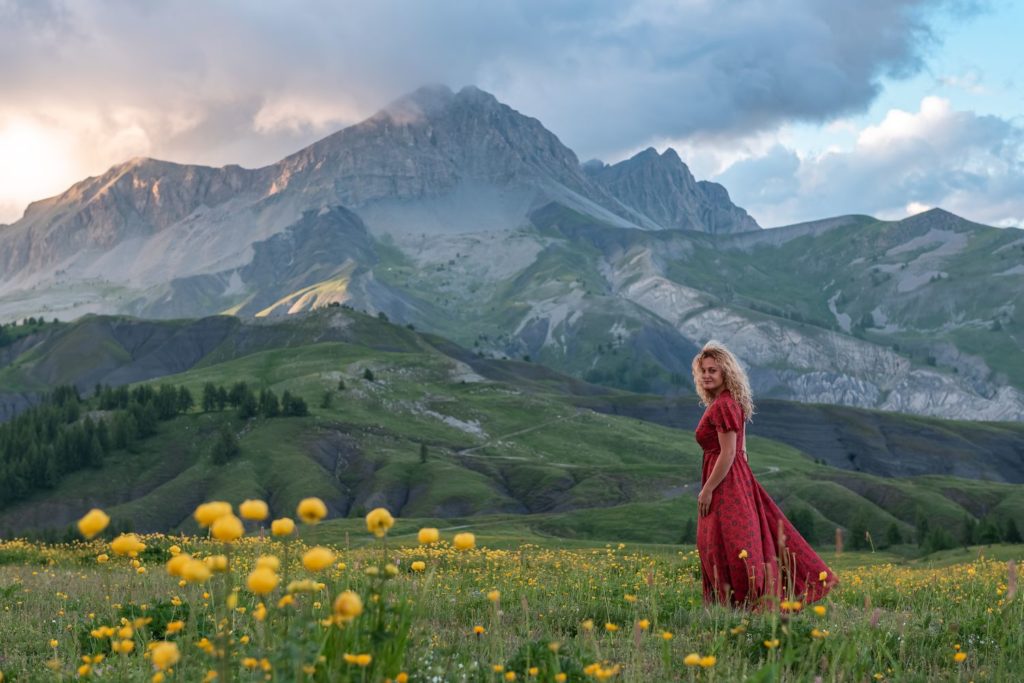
[[691, 340, 755, 420]]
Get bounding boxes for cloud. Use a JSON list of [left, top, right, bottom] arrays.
[[714, 96, 1024, 228], [0, 0, 980, 222]]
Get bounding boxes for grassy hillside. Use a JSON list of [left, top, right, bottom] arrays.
[[2, 310, 1022, 552]]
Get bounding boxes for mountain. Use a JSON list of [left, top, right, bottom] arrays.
[[1, 310, 1022, 544], [584, 147, 760, 233], [0, 86, 1021, 421]]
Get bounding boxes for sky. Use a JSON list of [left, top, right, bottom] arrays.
[[0, 0, 1021, 228]]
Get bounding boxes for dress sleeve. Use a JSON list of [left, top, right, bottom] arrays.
[[711, 397, 743, 433]]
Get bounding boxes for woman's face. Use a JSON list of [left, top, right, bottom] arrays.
[[700, 356, 725, 395]]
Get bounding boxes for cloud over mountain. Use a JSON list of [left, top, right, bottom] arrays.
[[0, 0, 983, 223]]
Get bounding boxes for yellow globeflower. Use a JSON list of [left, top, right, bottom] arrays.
[[302, 547, 337, 572], [417, 527, 440, 544], [700, 656, 717, 668], [168, 545, 181, 555], [255, 555, 281, 571], [683, 653, 701, 667], [365, 507, 395, 537], [953, 652, 967, 663], [333, 590, 363, 622], [110, 533, 146, 557], [181, 559, 212, 584], [453, 532, 475, 550], [555, 675, 567, 683], [813, 605, 827, 616], [271, 517, 296, 536], [297, 497, 328, 524], [487, 590, 501, 602], [411, 561, 426, 572], [166, 553, 192, 577], [210, 514, 244, 542], [343, 653, 372, 667], [96, 554, 109, 564], [151, 642, 180, 671], [204, 554, 229, 572], [194, 501, 232, 528], [77, 508, 110, 539], [239, 499, 269, 521], [246, 568, 279, 595]]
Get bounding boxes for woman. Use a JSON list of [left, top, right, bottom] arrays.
[[693, 340, 837, 609]]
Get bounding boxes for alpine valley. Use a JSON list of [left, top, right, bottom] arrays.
[[2, 85, 1024, 542], [1, 84, 1022, 425]]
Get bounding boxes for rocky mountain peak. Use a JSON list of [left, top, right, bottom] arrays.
[[584, 147, 759, 234]]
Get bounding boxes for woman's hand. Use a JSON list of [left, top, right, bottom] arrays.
[[697, 487, 713, 517]]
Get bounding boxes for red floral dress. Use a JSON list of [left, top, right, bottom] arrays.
[[695, 390, 838, 608]]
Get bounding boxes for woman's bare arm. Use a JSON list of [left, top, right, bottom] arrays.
[[698, 430, 737, 516]]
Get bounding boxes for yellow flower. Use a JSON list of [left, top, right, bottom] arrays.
[[365, 507, 395, 537], [118, 625, 133, 639], [49, 639, 58, 648], [77, 508, 110, 539], [151, 642, 180, 671], [77, 664, 91, 677], [474, 625, 486, 635], [604, 622, 618, 632], [333, 590, 364, 622], [624, 594, 637, 603], [528, 668, 539, 677], [302, 546, 337, 572], [418, 527, 439, 544], [493, 665, 505, 673], [637, 619, 650, 630], [210, 514, 244, 542], [255, 555, 280, 571], [487, 590, 501, 602], [246, 568, 279, 595], [253, 602, 267, 622], [181, 559, 212, 583], [286, 579, 319, 593], [204, 555, 229, 572], [168, 545, 181, 555], [239, 499, 269, 521], [764, 639, 780, 649], [112, 639, 134, 654], [699, 656, 717, 668], [555, 675, 567, 683], [96, 554, 109, 564], [165, 620, 185, 635], [110, 534, 146, 557], [242, 657, 259, 669], [819, 571, 829, 582], [684, 653, 701, 666], [661, 631, 674, 640], [781, 600, 802, 612], [396, 674, 409, 683], [505, 673, 517, 681], [297, 497, 328, 524], [738, 549, 749, 559], [453, 532, 475, 550], [271, 517, 295, 536], [343, 653, 372, 667], [953, 652, 967, 663], [813, 605, 827, 616], [194, 501, 232, 528], [411, 561, 426, 572], [581, 619, 594, 631], [811, 628, 830, 639]]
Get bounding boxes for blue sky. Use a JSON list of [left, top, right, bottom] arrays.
[[0, 0, 1021, 228]]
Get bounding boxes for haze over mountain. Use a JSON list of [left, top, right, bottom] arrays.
[[0, 85, 1021, 422]]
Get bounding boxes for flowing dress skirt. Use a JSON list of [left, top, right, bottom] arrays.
[[697, 450, 838, 608]]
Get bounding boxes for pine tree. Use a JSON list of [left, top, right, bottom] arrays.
[[363, 367, 375, 382], [419, 442, 429, 464], [960, 515, 977, 548], [211, 424, 240, 465], [885, 521, 903, 547], [177, 386, 194, 414], [320, 391, 333, 409], [1004, 518, 1023, 544], [202, 383, 219, 412]]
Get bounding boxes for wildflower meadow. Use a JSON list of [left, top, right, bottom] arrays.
[[0, 499, 1021, 682]]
